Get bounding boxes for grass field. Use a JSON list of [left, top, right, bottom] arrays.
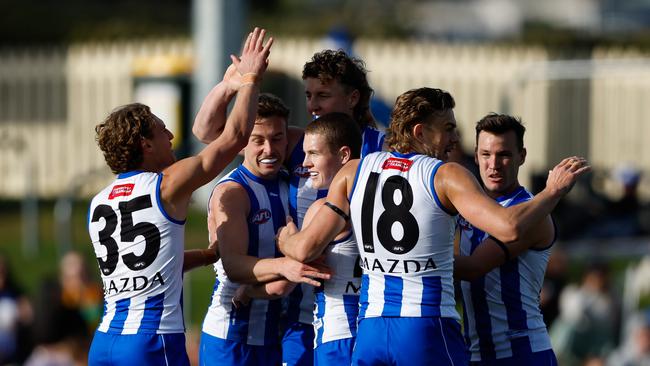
[[0, 199, 216, 328]]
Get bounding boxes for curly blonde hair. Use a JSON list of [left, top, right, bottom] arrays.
[[385, 88, 455, 154], [95, 103, 157, 174]]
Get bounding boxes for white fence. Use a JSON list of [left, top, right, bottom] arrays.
[[0, 38, 648, 199]]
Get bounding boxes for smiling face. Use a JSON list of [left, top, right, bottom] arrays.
[[242, 116, 288, 179], [475, 130, 526, 198], [304, 77, 358, 120], [420, 109, 460, 161], [302, 132, 345, 190]]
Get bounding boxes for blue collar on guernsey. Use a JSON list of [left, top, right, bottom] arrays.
[[495, 185, 526, 203], [389, 151, 418, 159], [238, 164, 286, 186], [117, 170, 145, 179]]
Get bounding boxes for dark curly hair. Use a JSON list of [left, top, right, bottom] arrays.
[[475, 113, 526, 151], [386, 88, 455, 154], [95, 103, 157, 174], [302, 49, 375, 128]]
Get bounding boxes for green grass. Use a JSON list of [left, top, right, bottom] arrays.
[[0, 199, 216, 329]]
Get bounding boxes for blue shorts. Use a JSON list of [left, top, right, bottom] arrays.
[[88, 331, 189, 366], [199, 331, 281, 366], [352, 317, 468, 366], [314, 337, 354, 366], [281, 322, 314, 366]]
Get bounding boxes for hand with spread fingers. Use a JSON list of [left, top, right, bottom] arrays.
[[230, 27, 274, 83], [546, 156, 591, 196], [279, 257, 331, 287]]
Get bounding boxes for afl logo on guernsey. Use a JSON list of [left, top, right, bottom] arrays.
[[252, 209, 272, 224], [382, 158, 413, 172], [108, 183, 134, 199], [293, 165, 310, 178]]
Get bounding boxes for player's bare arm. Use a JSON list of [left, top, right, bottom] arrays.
[[277, 160, 358, 256], [439, 157, 589, 243], [231, 280, 298, 309], [280, 198, 351, 263], [191, 64, 243, 144], [180, 192, 224, 273], [183, 246, 219, 273], [214, 182, 329, 285], [183, 214, 221, 272], [454, 216, 555, 281], [191, 27, 273, 142], [160, 27, 273, 220]]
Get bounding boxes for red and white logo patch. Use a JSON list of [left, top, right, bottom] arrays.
[[382, 158, 413, 172], [108, 184, 135, 199]]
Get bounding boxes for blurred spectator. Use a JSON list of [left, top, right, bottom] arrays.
[[607, 164, 645, 236], [0, 255, 33, 364], [607, 308, 650, 366], [584, 356, 607, 366], [581, 164, 645, 238], [58, 251, 103, 332], [25, 280, 87, 366], [540, 246, 569, 327], [24, 251, 100, 366], [551, 262, 618, 365], [543, 171, 609, 241]]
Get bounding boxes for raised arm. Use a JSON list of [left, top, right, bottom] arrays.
[[191, 64, 243, 144], [454, 215, 555, 281], [439, 157, 588, 243], [277, 160, 358, 257], [161, 28, 273, 217]]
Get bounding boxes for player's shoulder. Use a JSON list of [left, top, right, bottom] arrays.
[[214, 179, 246, 194], [341, 158, 361, 176], [311, 197, 327, 210], [436, 161, 472, 177], [211, 180, 249, 206]]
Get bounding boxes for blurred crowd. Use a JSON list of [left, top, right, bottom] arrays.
[[0, 252, 102, 366], [538, 253, 650, 366], [542, 164, 649, 241]]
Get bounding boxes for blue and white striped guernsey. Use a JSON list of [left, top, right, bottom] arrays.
[[88, 171, 185, 335], [360, 125, 385, 159], [286, 125, 386, 326], [314, 231, 361, 347], [458, 186, 554, 362], [201, 165, 289, 346], [348, 151, 459, 320]]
